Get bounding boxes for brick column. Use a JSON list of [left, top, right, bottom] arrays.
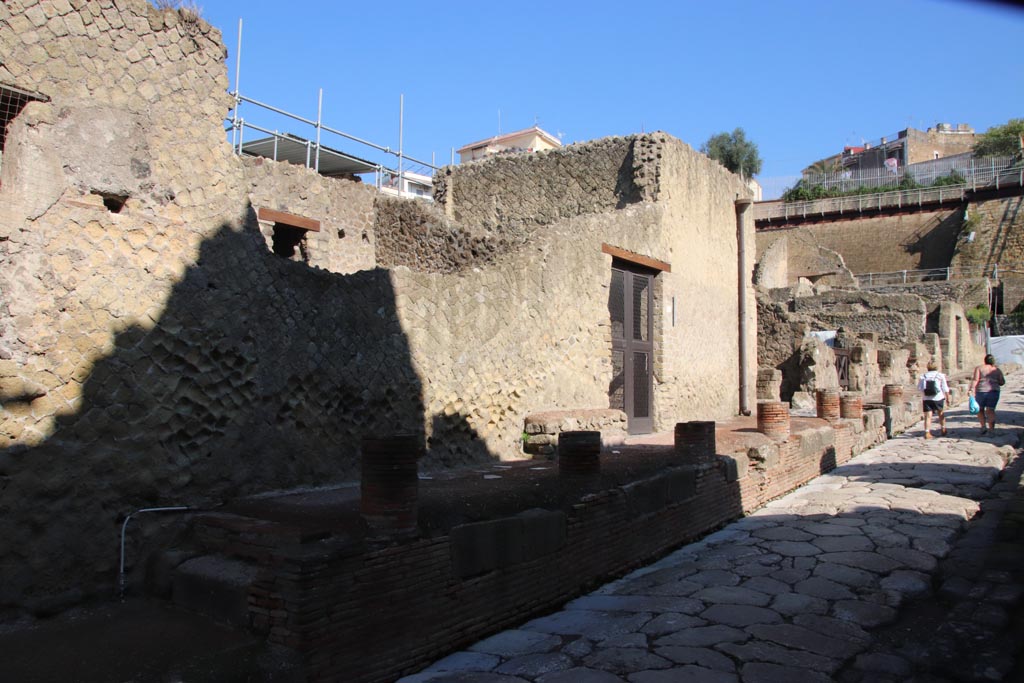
[[361, 435, 422, 537], [882, 384, 904, 406], [756, 401, 790, 441], [558, 431, 601, 476], [674, 421, 716, 462], [816, 388, 841, 420], [840, 392, 864, 419]]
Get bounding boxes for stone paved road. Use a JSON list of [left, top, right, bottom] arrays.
[[399, 374, 1024, 683]]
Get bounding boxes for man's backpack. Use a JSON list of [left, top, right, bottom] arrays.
[[925, 378, 938, 395]]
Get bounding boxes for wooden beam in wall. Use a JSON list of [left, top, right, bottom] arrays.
[[257, 207, 321, 232], [601, 243, 671, 273]]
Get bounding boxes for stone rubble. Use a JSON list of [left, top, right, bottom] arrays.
[[399, 374, 1024, 682]]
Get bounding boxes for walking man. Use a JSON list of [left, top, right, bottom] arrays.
[[918, 360, 950, 439]]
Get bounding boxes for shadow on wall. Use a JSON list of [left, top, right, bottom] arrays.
[[902, 208, 964, 269], [0, 203, 498, 616]]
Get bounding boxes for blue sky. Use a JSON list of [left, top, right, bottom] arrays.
[[198, 0, 1024, 198]]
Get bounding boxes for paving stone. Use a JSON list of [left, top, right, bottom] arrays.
[[654, 624, 749, 648], [639, 613, 705, 636], [767, 540, 821, 557], [400, 673, 530, 683], [811, 534, 875, 553], [912, 536, 951, 557], [700, 604, 783, 628], [831, 599, 898, 628], [687, 570, 741, 588], [495, 653, 574, 678], [691, 586, 771, 606], [877, 546, 939, 572], [521, 611, 651, 640], [597, 633, 647, 649], [813, 561, 877, 588], [740, 576, 790, 596], [751, 527, 814, 542], [852, 652, 912, 677], [654, 646, 735, 671], [989, 583, 1024, 604], [717, 640, 840, 673], [770, 592, 829, 617], [745, 623, 866, 659], [562, 638, 593, 658], [740, 661, 833, 683], [536, 668, 625, 683], [423, 651, 500, 673], [583, 648, 671, 674], [879, 570, 931, 598], [768, 567, 810, 585], [566, 595, 702, 614], [469, 630, 562, 657], [795, 521, 863, 536], [627, 666, 737, 682], [793, 576, 856, 600], [817, 551, 901, 574], [938, 575, 974, 600], [732, 562, 774, 577], [792, 615, 871, 643]]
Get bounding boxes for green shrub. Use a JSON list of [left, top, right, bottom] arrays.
[[966, 305, 991, 326]]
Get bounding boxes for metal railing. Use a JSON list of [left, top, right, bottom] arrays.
[[799, 155, 1016, 193], [856, 264, 1004, 288], [756, 164, 1024, 223], [226, 93, 439, 195], [224, 20, 439, 199]]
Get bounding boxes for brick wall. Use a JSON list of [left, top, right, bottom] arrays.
[[230, 413, 888, 682]]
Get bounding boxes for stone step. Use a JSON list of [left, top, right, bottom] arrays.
[[172, 554, 262, 629]]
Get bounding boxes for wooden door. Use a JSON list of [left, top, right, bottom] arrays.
[[609, 264, 654, 434]]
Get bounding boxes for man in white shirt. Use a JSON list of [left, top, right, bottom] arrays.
[[917, 360, 950, 439]]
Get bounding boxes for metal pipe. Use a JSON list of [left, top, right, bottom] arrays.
[[315, 88, 323, 173], [230, 18, 242, 152], [735, 197, 753, 416], [398, 94, 404, 199], [118, 506, 190, 600]]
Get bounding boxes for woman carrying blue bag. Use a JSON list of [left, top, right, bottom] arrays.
[[969, 354, 1006, 435]]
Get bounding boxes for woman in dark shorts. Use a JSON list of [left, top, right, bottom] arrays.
[[969, 354, 1006, 434]]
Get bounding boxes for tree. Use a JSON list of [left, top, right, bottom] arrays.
[[972, 118, 1024, 157], [701, 128, 763, 178]]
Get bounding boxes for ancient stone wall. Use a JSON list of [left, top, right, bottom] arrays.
[[434, 135, 649, 236], [373, 195, 506, 273], [756, 208, 961, 276], [790, 290, 926, 346], [0, 1, 755, 615], [863, 278, 990, 312], [950, 196, 1024, 312]]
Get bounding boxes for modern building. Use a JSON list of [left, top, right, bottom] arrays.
[[804, 123, 977, 177], [457, 125, 562, 163]]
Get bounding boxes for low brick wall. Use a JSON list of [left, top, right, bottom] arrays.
[[221, 408, 900, 682]]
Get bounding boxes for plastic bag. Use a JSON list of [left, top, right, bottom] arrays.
[[969, 395, 980, 415]]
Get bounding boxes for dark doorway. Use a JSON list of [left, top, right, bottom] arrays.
[[272, 223, 308, 261], [609, 262, 655, 434]]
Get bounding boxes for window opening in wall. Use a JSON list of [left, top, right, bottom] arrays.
[[97, 193, 128, 213], [256, 207, 321, 264], [272, 223, 309, 261], [0, 84, 48, 179]]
